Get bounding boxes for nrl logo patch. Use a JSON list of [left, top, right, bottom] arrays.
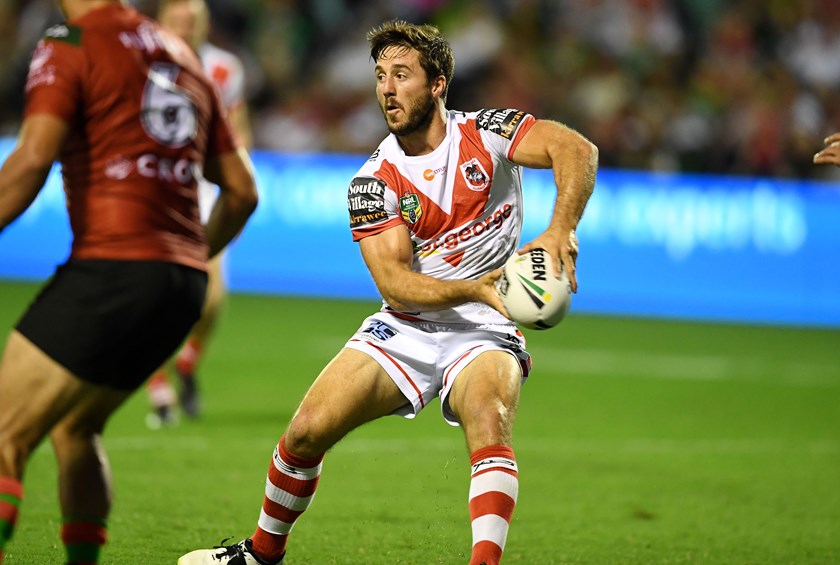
[[400, 193, 422, 224], [460, 158, 490, 191]]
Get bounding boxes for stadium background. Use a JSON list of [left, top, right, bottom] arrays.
[[0, 1, 838, 564], [1, 0, 840, 326]]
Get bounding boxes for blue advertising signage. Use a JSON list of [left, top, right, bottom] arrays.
[[1, 139, 838, 327]]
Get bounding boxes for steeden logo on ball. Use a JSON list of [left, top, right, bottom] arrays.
[[496, 249, 572, 330]]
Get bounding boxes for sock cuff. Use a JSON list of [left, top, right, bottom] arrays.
[[470, 445, 516, 467], [0, 477, 23, 500], [148, 371, 170, 386], [61, 520, 108, 545], [278, 435, 324, 469]]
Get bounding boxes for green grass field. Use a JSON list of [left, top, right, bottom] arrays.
[[0, 279, 838, 564]]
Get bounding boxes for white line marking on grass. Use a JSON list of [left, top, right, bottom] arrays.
[[321, 437, 840, 457], [534, 438, 840, 456], [529, 346, 840, 387], [103, 436, 211, 451]]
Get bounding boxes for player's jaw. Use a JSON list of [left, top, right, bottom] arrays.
[[380, 90, 436, 137]]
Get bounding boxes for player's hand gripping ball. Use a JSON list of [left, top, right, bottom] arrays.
[[495, 248, 572, 330]]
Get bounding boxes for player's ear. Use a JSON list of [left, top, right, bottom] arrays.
[[431, 75, 446, 98]]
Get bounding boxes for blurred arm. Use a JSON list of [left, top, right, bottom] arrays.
[[359, 225, 507, 315], [0, 114, 68, 235], [511, 119, 598, 292], [228, 103, 253, 150], [202, 147, 258, 258]]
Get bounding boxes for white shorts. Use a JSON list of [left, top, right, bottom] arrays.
[[344, 312, 532, 426]]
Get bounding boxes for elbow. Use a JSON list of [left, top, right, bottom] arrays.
[[233, 177, 259, 218], [244, 182, 259, 215], [587, 140, 599, 166], [577, 136, 598, 168], [581, 139, 599, 194], [380, 289, 411, 312]]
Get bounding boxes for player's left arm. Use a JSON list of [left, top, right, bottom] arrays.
[[359, 225, 508, 315], [0, 113, 68, 235], [203, 147, 258, 259], [227, 102, 253, 150], [510, 119, 598, 292], [813, 132, 840, 167]]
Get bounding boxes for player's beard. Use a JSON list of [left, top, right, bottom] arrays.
[[382, 91, 436, 137]]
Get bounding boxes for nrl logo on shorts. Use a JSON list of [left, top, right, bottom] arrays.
[[460, 158, 489, 191], [400, 193, 422, 224]]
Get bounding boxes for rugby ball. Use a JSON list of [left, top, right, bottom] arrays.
[[495, 249, 572, 330]]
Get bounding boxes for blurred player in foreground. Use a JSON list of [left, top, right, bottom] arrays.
[[0, 0, 257, 563], [180, 19, 596, 565], [146, 0, 254, 427]]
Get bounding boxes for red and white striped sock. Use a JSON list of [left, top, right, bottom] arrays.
[[147, 371, 175, 408], [175, 338, 202, 377], [468, 445, 518, 565], [250, 435, 323, 562]]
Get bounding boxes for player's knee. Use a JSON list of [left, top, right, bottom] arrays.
[[0, 432, 33, 476], [285, 412, 332, 458], [50, 412, 109, 459], [483, 401, 515, 429], [462, 399, 516, 444], [50, 424, 92, 450]]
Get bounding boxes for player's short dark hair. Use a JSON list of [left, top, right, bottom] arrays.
[[367, 19, 455, 101]]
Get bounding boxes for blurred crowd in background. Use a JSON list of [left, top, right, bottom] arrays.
[[2, 0, 840, 180]]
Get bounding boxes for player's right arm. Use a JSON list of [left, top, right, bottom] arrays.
[[359, 224, 508, 315], [0, 114, 68, 235], [511, 119, 597, 292], [202, 147, 258, 259]]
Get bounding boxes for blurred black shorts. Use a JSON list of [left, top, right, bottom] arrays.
[[16, 259, 207, 390]]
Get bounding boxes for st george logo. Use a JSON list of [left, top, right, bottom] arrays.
[[460, 158, 489, 191]]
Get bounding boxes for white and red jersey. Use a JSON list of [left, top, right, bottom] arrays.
[[348, 108, 536, 325], [198, 42, 245, 110], [196, 42, 246, 222]]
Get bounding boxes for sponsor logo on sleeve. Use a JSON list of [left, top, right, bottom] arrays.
[[475, 108, 526, 140], [399, 193, 423, 224], [460, 158, 490, 191], [348, 176, 388, 228]]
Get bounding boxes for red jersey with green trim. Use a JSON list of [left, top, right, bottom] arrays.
[[24, 4, 237, 271], [348, 108, 536, 324]]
